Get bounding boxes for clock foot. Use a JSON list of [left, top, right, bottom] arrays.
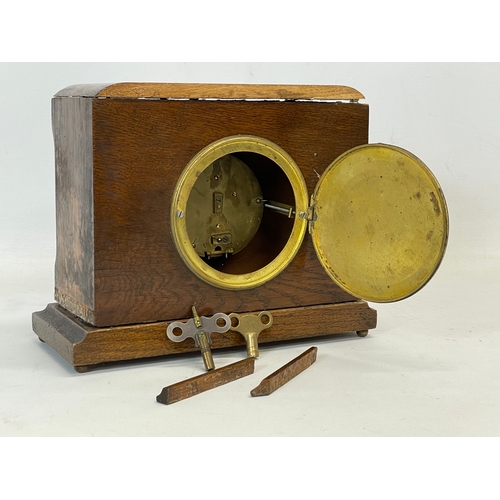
[[74, 365, 90, 373]]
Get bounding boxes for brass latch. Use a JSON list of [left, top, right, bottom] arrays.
[[299, 196, 317, 234]]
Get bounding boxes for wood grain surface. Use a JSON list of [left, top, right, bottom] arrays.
[[54, 83, 365, 101], [156, 357, 255, 405], [250, 346, 318, 396], [53, 95, 95, 319], [52, 95, 369, 326], [33, 301, 377, 369], [95, 83, 365, 100]]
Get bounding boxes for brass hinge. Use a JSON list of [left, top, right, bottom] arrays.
[[299, 196, 317, 234]]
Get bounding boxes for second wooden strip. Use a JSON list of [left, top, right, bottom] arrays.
[[251, 347, 318, 397]]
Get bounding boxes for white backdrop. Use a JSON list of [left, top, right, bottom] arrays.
[[1, 63, 499, 442]]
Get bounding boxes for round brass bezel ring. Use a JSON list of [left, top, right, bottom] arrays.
[[170, 135, 309, 290]]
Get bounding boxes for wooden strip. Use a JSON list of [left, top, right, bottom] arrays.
[[95, 83, 364, 101], [250, 347, 318, 397], [156, 357, 255, 405]]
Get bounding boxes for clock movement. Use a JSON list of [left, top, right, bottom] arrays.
[[32, 83, 448, 371]]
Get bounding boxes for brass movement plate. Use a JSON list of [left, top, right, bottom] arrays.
[[186, 155, 263, 259], [311, 143, 449, 302]]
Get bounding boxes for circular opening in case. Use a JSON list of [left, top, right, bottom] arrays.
[[171, 136, 308, 290]]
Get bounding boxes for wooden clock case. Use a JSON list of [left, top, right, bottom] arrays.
[[32, 83, 377, 371]]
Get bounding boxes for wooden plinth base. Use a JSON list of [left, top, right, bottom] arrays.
[[32, 301, 377, 371]]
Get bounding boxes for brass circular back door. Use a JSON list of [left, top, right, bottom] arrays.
[[311, 143, 449, 303]]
